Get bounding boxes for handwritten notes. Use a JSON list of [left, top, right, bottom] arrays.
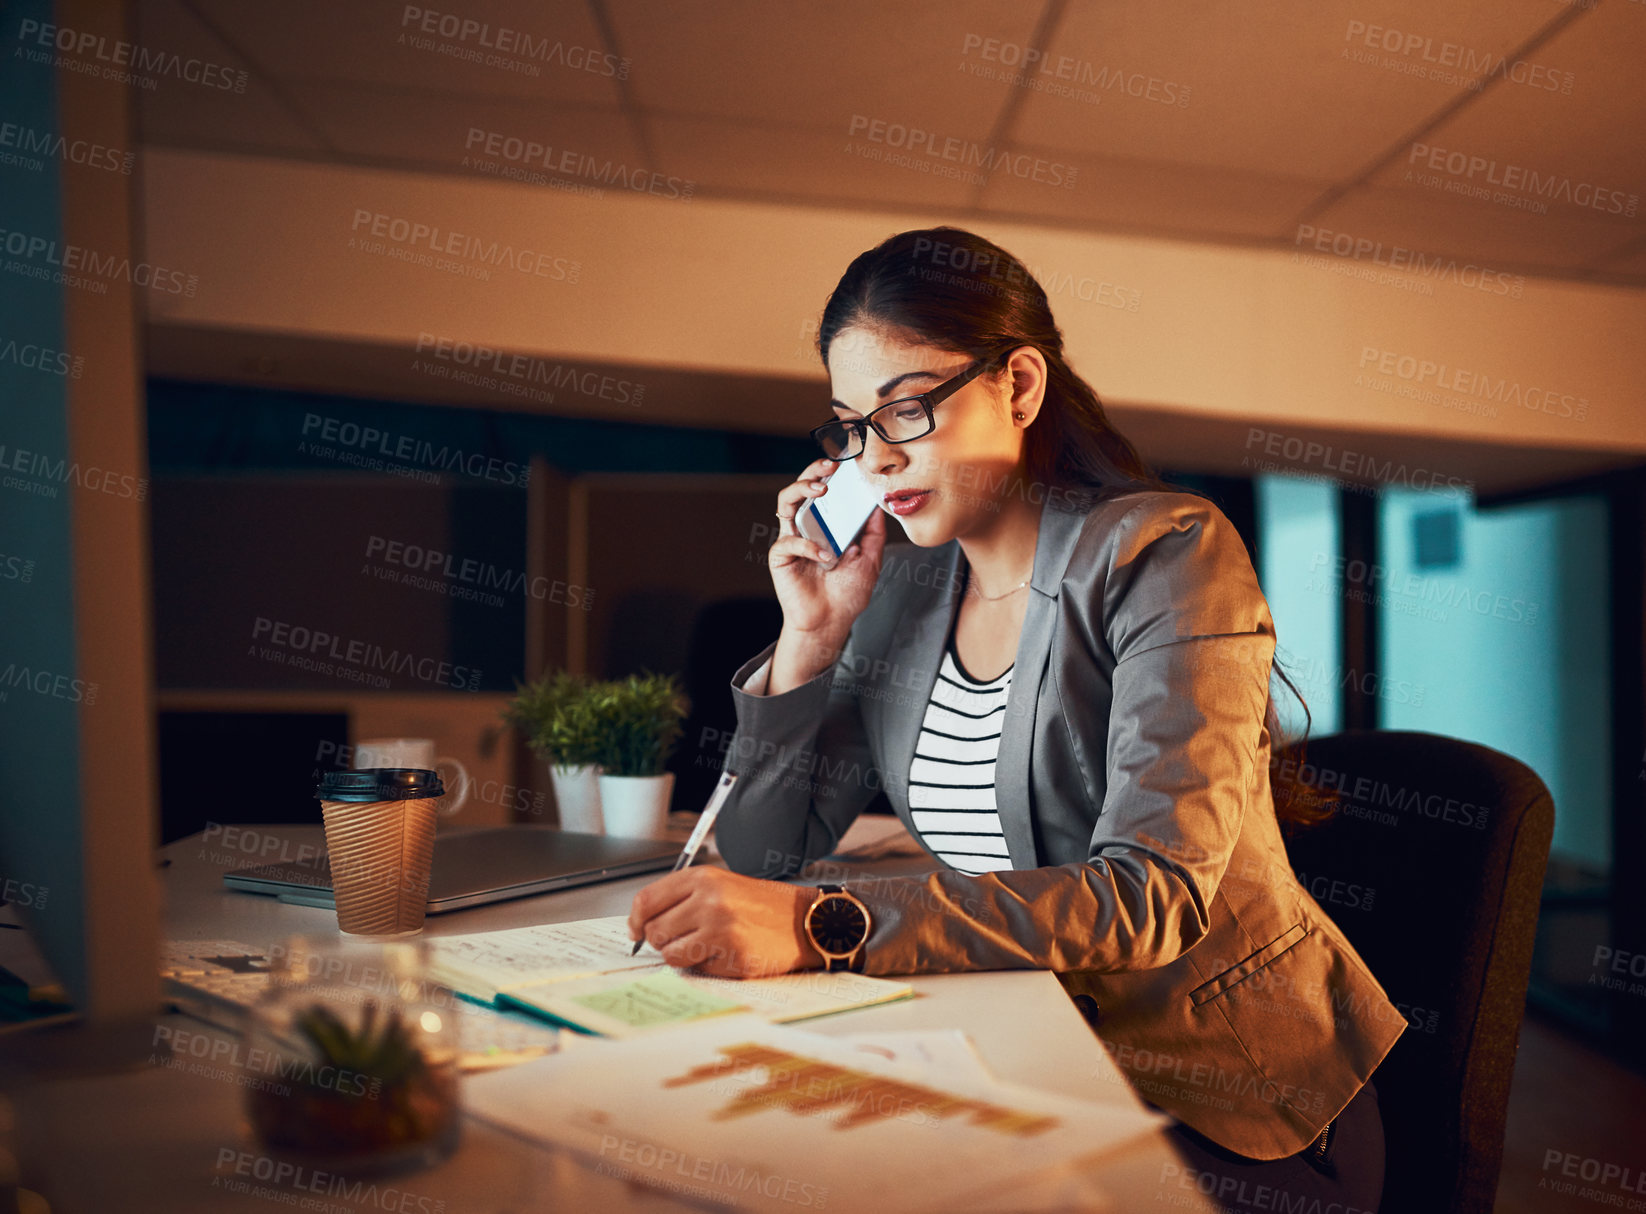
[[570, 972, 748, 1030]]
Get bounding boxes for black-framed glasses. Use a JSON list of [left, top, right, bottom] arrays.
[[809, 360, 988, 461]]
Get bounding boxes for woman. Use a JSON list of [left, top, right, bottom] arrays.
[[627, 227, 1403, 1206]]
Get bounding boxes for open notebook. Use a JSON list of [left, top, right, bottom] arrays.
[[427, 916, 912, 1039]]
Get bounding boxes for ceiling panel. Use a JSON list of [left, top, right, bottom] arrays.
[[135, 0, 324, 153], [646, 115, 979, 211], [189, 0, 625, 107], [130, 0, 1646, 288], [1307, 180, 1638, 278], [1363, 0, 1646, 198], [974, 150, 1327, 241], [1010, 0, 1554, 180], [608, 0, 1036, 133], [283, 83, 644, 181]]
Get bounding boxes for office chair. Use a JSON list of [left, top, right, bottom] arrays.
[[1274, 729, 1554, 1214]]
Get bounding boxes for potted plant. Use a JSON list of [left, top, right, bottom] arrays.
[[586, 672, 689, 838], [504, 671, 604, 832], [242, 942, 460, 1175]]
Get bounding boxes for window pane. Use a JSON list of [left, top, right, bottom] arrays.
[[1255, 475, 1343, 738], [1376, 488, 1611, 871]]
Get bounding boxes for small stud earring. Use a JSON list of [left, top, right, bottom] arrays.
[[1013, 411, 1025, 420]]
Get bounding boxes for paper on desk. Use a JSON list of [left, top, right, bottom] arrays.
[[561, 971, 748, 1033], [427, 915, 656, 1001], [465, 1016, 1168, 1214], [835, 1028, 995, 1085], [502, 965, 913, 1038]]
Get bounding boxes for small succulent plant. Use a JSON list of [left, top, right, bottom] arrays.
[[247, 997, 458, 1162]]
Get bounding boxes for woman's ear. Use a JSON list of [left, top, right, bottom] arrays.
[[1004, 346, 1049, 428]]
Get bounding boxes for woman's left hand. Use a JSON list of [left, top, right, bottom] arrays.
[[627, 868, 822, 978]]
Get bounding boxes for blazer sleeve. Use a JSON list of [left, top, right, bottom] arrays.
[[850, 497, 1277, 976], [712, 631, 887, 878]]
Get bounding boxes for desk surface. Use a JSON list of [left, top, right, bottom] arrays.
[[9, 822, 1216, 1214]]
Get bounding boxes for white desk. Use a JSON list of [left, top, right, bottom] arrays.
[[8, 824, 1216, 1213]]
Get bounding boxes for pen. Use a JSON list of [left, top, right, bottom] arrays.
[[630, 769, 739, 956]]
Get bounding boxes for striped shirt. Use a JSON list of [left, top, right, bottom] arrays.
[[907, 642, 1014, 875]]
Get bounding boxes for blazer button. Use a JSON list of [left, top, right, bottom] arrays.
[[1072, 994, 1102, 1028]]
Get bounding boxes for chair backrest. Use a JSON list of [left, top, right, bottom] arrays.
[[1274, 730, 1554, 1214]]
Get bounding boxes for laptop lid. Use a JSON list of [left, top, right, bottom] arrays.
[[223, 826, 680, 913]]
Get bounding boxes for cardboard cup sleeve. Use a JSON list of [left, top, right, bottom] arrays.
[[319, 798, 438, 935]]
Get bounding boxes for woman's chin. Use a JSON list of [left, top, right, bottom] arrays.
[[890, 508, 951, 546]]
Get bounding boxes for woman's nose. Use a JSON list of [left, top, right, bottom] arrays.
[[862, 429, 904, 477]]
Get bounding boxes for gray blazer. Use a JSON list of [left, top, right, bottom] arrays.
[[716, 489, 1404, 1159]]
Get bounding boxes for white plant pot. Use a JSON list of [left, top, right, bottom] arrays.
[[598, 772, 675, 839], [550, 763, 603, 834]]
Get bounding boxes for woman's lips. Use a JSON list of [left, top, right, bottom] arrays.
[[883, 489, 932, 517]]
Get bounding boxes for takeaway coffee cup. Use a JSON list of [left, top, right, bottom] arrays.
[[354, 737, 471, 818], [315, 768, 445, 936]]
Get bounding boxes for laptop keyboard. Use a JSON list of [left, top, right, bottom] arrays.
[[161, 939, 564, 1072]]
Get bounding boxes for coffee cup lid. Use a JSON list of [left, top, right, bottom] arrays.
[[317, 768, 445, 802]]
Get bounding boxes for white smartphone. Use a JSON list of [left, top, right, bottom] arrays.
[[797, 457, 880, 561]]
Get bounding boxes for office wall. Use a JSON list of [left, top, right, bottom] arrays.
[[138, 149, 1646, 458]]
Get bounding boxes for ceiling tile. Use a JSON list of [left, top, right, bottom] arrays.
[[1306, 179, 1636, 277], [135, 0, 325, 153], [187, 0, 625, 107], [608, 0, 1039, 132], [1010, 0, 1554, 180], [1362, 2, 1646, 227], [646, 114, 976, 211], [281, 82, 645, 181], [975, 151, 1327, 241]]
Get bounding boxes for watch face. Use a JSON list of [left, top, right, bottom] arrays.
[[810, 896, 868, 954]]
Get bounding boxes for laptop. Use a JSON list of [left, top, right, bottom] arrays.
[[222, 825, 680, 913]]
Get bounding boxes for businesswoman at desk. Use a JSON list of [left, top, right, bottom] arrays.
[[628, 227, 1403, 1206]]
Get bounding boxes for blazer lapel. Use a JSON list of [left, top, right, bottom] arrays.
[[880, 542, 961, 818], [993, 503, 1088, 869], [880, 503, 1092, 872]]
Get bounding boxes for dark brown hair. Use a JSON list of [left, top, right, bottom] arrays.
[[817, 226, 1336, 828]]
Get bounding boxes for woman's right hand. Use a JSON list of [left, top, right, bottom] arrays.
[[768, 457, 888, 646]]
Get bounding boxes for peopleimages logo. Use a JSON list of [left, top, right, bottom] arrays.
[[0, 225, 198, 296], [348, 210, 581, 283], [0, 441, 148, 501], [959, 33, 1191, 107], [398, 6, 629, 79], [1405, 142, 1638, 218], [299, 413, 531, 487], [1293, 225, 1524, 299], [1342, 19, 1575, 95], [1357, 347, 1590, 420], [363, 534, 595, 611], [0, 337, 84, 378], [250, 617, 482, 692], [0, 122, 135, 174], [13, 17, 249, 92], [847, 115, 1079, 189], [462, 128, 695, 201], [414, 333, 643, 408], [0, 660, 98, 705]]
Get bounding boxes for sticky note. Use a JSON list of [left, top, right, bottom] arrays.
[[569, 972, 747, 1029]]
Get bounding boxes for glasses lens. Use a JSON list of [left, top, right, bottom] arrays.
[[874, 400, 932, 443], [814, 422, 858, 459]]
